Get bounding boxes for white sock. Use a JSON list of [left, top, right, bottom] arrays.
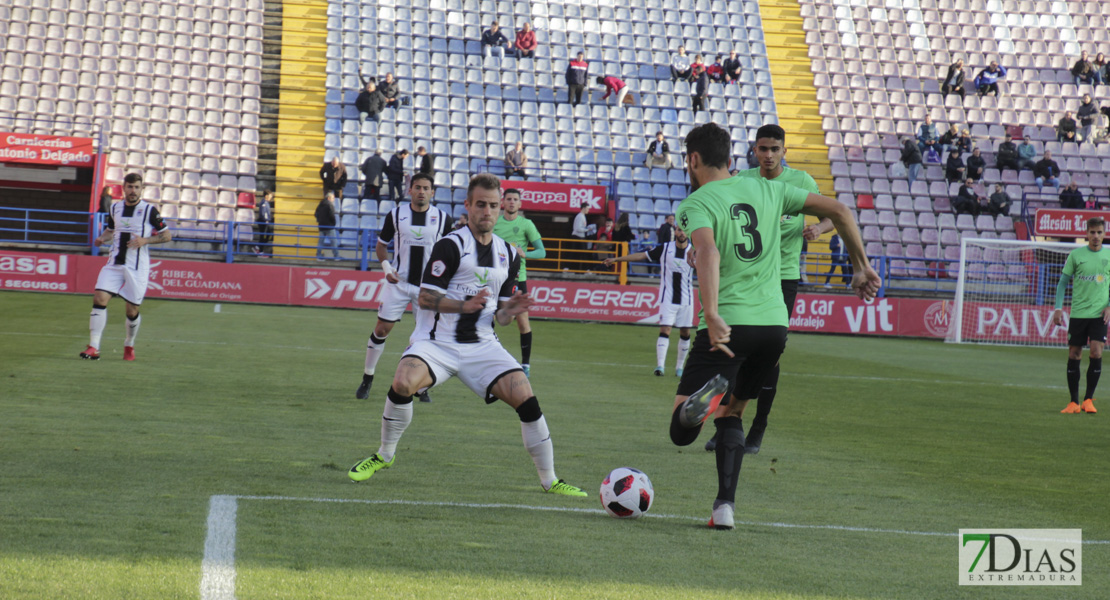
[[364, 334, 387, 376], [656, 334, 670, 369], [377, 397, 412, 462], [124, 314, 141, 347], [89, 307, 107, 349], [676, 336, 691, 371], [521, 415, 557, 488]]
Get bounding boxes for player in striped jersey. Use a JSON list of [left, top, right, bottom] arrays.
[[491, 188, 546, 376], [348, 173, 587, 497], [356, 173, 452, 400], [80, 173, 172, 361], [604, 225, 695, 376]]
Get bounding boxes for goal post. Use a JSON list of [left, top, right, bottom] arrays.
[[948, 237, 1079, 347]]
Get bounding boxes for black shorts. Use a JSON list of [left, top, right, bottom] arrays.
[[514, 280, 528, 294], [1068, 317, 1108, 347], [782, 279, 800, 319], [676, 325, 788, 403]]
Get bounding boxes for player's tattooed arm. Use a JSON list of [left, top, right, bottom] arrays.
[[95, 228, 114, 246], [419, 288, 490, 314], [129, 229, 172, 248]]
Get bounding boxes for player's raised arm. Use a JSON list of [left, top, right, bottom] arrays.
[[603, 251, 649, 267], [800, 193, 881, 300]]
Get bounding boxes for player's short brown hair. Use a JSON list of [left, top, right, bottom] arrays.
[[1087, 217, 1104, 230], [123, 173, 143, 184], [503, 188, 521, 198], [467, 173, 501, 198]]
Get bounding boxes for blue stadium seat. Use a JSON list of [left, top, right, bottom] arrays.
[[636, 198, 654, 214]]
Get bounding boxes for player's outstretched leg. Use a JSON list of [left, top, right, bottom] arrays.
[[1083, 356, 1101, 414], [357, 332, 388, 399], [709, 416, 745, 530], [81, 303, 108, 360], [498, 372, 586, 497], [1063, 357, 1083, 413], [670, 375, 729, 446], [745, 364, 780, 454], [349, 387, 412, 481]]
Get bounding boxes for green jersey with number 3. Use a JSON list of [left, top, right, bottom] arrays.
[[492, 214, 542, 281], [676, 176, 809, 328], [735, 166, 819, 280], [1061, 246, 1110, 319]]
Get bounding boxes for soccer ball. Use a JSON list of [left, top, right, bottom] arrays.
[[599, 467, 654, 519]]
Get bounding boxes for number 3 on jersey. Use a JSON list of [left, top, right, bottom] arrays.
[[730, 203, 762, 261]]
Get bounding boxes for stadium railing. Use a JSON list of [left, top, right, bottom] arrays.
[[0, 207, 96, 247]]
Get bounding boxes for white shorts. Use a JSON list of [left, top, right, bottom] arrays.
[[658, 302, 695, 329], [402, 338, 523, 402], [377, 281, 419, 322], [95, 264, 150, 305]]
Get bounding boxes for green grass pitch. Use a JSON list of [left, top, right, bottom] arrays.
[[1, 291, 1107, 599]]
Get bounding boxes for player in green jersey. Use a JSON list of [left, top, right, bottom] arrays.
[[668, 122, 881, 529], [492, 188, 546, 377], [1053, 217, 1110, 414], [704, 124, 833, 454]]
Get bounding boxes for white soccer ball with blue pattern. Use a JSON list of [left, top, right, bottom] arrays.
[[599, 467, 654, 519]]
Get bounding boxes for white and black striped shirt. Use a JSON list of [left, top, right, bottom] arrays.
[[414, 227, 521, 344], [378, 204, 452, 286], [647, 241, 694, 307], [105, 200, 168, 272]]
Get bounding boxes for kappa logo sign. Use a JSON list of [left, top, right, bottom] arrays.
[[303, 277, 383, 303]]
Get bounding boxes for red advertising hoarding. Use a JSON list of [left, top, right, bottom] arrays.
[[0, 250, 77, 293], [74, 255, 292, 304], [788, 293, 952, 339], [289, 267, 390, 309], [955, 300, 1067, 344], [1033, 208, 1106, 238], [503, 179, 608, 214], [0, 133, 96, 168]]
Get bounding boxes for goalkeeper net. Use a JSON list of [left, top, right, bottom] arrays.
[[947, 237, 1079, 347]]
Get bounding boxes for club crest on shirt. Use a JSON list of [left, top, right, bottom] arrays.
[[476, 268, 490, 285], [498, 251, 507, 266]]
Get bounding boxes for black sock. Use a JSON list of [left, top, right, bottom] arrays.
[[1067, 359, 1081, 403], [520, 331, 532, 365], [752, 364, 780, 430], [362, 373, 373, 384], [714, 416, 746, 503], [1085, 358, 1102, 400], [669, 404, 702, 447]]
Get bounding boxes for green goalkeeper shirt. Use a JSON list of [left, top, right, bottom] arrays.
[[735, 166, 820, 280], [676, 176, 809, 328], [1060, 245, 1110, 319], [493, 213, 543, 281]]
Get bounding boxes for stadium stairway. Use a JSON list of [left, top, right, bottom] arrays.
[[274, 0, 331, 250], [759, 0, 835, 259]]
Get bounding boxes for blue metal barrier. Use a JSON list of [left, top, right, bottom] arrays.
[[0, 207, 95, 247]]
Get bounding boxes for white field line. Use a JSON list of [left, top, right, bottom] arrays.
[[2, 331, 1067, 390], [201, 495, 1109, 598]]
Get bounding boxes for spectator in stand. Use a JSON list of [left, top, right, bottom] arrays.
[[723, 50, 742, 84], [689, 54, 707, 82], [1035, 150, 1061, 191], [938, 123, 961, 157], [315, 193, 340, 260], [505, 141, 527, 179], [1078, 94, 1099, 143], [1095, 52, 1109, 86], [996, 133, 1020, 171], [945, 149, 966, 183], [254, 189, 275, 255], [1060, 181, 1084, 209], [691, 69, 709, 115], [360, 149, 386, 200], [570, 201, 591, 271], [1086, 195, 1101, 211], [386, 149, 409, 202], [941, 59, 966, 99], [596, 75, 629, 106], [612, 212, 636, 247], [1017, 135, 1037, 170], [954, 178, 982, 216], [973, 61, 1007, 97], [320, 156, 348, 200], [98, 186, 113, 213], [901, 138, 923, 185], [1072, 50, 1097, 88], [452, 212, 468, 231], [670, 45, 691, 82], [706, 54, 725, 83], [565, 52, 588, 106], [956, 129, 973, 156], [379, 73, 402, 109], [988, 184, 1012, 216], [355, 76, 385, 124], [917, 115, 939, 156], [595, 217, 615, 263], [415, 146, 434, 177], [966, 147, 986, 182], [481, 21, 510, 59], [657, 214, 675, 244], [645, 131, 672, 169], [1058, 110, 1079, 143], [514, 22, 537, 58]]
